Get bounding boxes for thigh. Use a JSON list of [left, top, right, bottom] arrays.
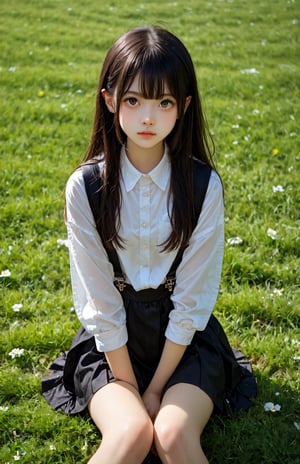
[[88, 381, 151, 434], [156, 383, 214, 435]]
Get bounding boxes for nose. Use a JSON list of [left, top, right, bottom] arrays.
[[141, 104, 155, 126], [143, 118, 153, 126]]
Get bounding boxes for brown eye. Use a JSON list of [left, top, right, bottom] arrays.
[[126, 97, 138, 106]]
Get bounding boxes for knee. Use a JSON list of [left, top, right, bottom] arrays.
[[154, 419, 186, 454], [119, 415, 153, 457]]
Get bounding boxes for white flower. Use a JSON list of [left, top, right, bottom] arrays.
[[49, 444, 56, 451], [12, 303, 23, 312], [57, 238, 69, 248], [241, 68, 259, 74], [264, 402, 281, 412], [13, 451, 26, 461], [9, 348, 25, 359], [272, 185, 284, 192], [264, 402, 273, 411], [267, 228, 277, 240], [0, 405, 9, 411], [271, 288, 283, 297], [227, 236, 243, 245], [0, 269, 11, 277], [9, 66, 17, 72]]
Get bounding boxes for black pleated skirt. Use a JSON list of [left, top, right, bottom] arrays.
[[42, 284, 257, 417]]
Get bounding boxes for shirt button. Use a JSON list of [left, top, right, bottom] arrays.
[[142, 222, 147, 228], [143, 191, 149, 197]]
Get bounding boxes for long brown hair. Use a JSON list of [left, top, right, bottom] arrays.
[[83, 26, 215, 251]]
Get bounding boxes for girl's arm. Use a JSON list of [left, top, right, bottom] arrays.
[[66, 169, 139, 392], [65, 167, 128, 353], [143, 339, 186, 419], [167, 171, 224, 346], [105, 345, 138, 391]]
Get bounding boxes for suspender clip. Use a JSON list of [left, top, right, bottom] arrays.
[[114, 277, 126, 292], [164, 276, 176, 292]]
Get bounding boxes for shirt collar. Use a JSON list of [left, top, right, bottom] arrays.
[[120, 145, 170, 192]]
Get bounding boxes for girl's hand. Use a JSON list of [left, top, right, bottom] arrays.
[[142, 389, 161, 422]]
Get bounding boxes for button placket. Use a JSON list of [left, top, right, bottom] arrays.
[[139, 177, 151, 283]]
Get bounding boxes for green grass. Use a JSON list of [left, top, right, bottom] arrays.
[[0, 0, 299, 462]]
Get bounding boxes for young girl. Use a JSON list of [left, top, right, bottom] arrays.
[[42, 26, 256, 464]]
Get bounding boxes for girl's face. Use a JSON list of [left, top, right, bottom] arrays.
[[106, 75, 179, 155]]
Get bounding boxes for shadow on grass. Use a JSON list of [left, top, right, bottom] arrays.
[[143, 370, 300, 464], [202, 371, 300, 464]]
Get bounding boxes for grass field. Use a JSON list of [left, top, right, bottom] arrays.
[[0, 0, 299, 462]]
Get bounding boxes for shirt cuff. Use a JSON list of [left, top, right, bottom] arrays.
[[165, 320, 196, 346], [94, 325, 128, 352]]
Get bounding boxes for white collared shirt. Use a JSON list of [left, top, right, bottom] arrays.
[[66, 146, 224, 352]]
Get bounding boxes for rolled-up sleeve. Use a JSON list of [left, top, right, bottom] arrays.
[[66, 169, 127, 352], [166, 171, 224, 345]]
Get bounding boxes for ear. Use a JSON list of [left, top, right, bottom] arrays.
[[184, 96, 192, 114], [101, 88, 116, 113]]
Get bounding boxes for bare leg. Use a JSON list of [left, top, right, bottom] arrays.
[[88, 381, 153, 464], [154, 383, 213, 464]]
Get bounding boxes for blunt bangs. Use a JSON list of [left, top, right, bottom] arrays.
[[109, 29, 191, 116]]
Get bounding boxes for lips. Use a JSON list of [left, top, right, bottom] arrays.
[[138, 131, 156, 137]]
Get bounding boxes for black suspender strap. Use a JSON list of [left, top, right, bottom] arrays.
[[81, 163, 124, 281], [82, 160, 212, 291]]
